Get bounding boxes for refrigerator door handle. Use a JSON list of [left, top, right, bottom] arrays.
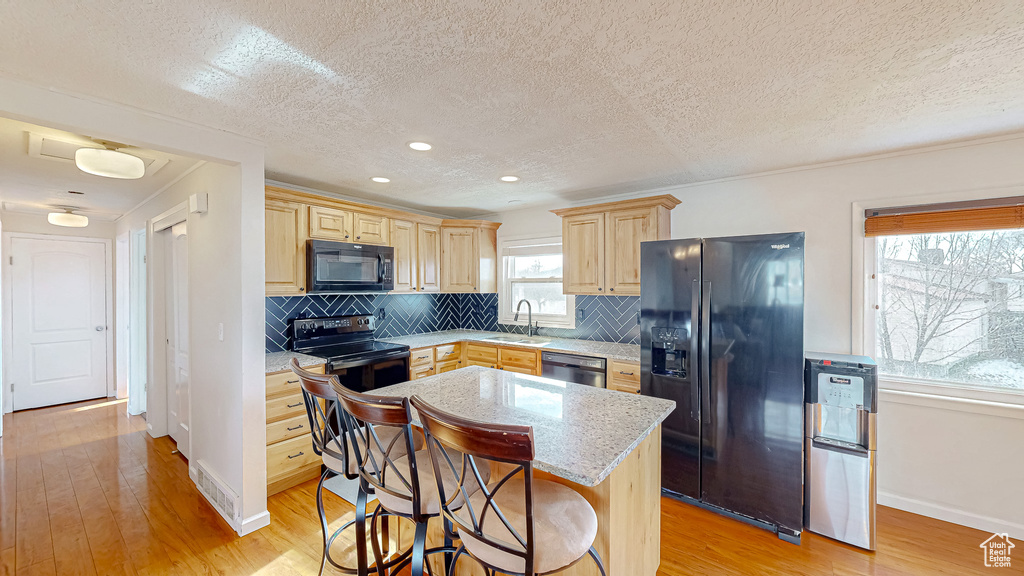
[[701, 280, 712, 426], [690, 279, 700, 419]]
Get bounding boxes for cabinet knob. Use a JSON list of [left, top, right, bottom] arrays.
[[356, 236, 361, 240], [598, 287, 603, 291], [609, 288, 614, 292], [300, 287, 305, 291]]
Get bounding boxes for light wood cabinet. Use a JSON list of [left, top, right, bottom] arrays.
[[498, 348, 540, 375], [466, 343, 498, 368], [266, 186, 502, 297], [417, 224, 442, 293], [265, 200, 308, 296], [440, 221, 500, 293], [309, 205, 353, 241], [353, 213, 389, 245], [609, 360, 641, 394], [553, 195, 679, 296], [266, 363, 325, 495], [391, 219, 417, 293], [562, 213, 606, 294]]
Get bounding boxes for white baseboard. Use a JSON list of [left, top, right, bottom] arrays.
[[237, 510, 270, 537], [879, 491, 1024, 540]]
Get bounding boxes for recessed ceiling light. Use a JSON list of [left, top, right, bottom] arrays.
[[408, 142, 432, 151], [500, 176, 520, 182], [370, 177, 390, 183]]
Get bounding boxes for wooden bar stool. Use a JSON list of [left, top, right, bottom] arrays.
[[333, 383, 489, 576], [410, 395, 607, 576], [291, 359, 415, 576]]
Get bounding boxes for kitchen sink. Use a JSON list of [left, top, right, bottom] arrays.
[[481, 335, 551, 346]]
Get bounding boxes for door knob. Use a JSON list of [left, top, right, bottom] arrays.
[[95, 326, 105, 331]]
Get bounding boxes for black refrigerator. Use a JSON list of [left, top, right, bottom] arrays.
[[640, 232, 805, 541]]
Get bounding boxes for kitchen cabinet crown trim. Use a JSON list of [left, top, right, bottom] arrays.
[[550, 194, 681, 218], [266, 184, 444, 225]]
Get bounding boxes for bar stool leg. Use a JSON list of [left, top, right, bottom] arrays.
[[355, 487, 369, 576], [410, 521, 428, 576], [587, 546, 607, 576], [315, 468, 331, 576]]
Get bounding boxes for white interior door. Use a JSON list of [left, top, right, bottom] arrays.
[[10, 237, 107, 410], [165, 223, 190, 457]]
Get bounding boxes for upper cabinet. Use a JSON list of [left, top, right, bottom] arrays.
[[265, 199, 308, 296], [553, 195, 679, 296], [309, 205, 352, 241], [440, 220, 500, 293], [352, 213, 389, 245], [417, 223, 442, 293], [264, 186, 499, 296], [390, 219, 417, 293]]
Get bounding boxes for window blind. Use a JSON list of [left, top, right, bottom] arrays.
[[864, 198, 1024, 237]]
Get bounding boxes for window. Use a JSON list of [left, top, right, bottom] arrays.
[[874, 229, 1024, 392], [499, 237, 575, 328]]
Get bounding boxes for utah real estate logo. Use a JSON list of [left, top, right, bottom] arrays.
[[980, 533, 1014, 568]]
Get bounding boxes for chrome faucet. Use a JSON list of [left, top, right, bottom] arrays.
[[514, 299, 539, 337]]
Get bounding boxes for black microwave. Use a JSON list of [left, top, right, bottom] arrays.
[[307, 240, 394, 293]]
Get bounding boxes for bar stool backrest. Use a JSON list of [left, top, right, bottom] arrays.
[[332, 383, 425, 521], [289, 358, 349, 476], [410, 395, 537, 574]]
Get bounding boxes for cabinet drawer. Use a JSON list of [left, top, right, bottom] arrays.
[[434, 343, 462, 362], [267, 434, 320, 480], [499, 348, 537, 369], [467, 344, 498, 363], [267, 364, 323, 399], [609, 380, 641, 394], [411, 364, 436, 380], [501, 365, 536, 375], [437, 359, 461, 373], [267, 392, 307, 423], [611, 361, 640, 382], [267, 414, 311, 445], [467, 359, 497, 369], [410, 348, 435, 368]]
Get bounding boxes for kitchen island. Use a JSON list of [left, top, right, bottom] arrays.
[[372, 366, 675, 576]]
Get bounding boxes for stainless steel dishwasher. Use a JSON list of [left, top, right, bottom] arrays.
[[541, 352, 607, 388]]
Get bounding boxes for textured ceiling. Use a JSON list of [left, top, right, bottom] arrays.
[[0, 117, 202, 220], [2, 1, 1023, 217]]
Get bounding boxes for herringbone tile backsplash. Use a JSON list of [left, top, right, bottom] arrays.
[[266, 293, 639, 352]]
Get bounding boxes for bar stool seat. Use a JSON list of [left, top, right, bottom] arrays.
[[458, 477, 598, 574], [322, 426, 422, 476], [376, 449, 491, 516]]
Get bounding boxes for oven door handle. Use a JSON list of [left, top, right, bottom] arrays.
[[329, 349, 410, 372]]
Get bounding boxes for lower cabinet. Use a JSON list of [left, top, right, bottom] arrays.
[[267, 365, 325, 496], [497, 347, 540, 374], [609, 360, 641, 394], [410, 347, 436, 380]]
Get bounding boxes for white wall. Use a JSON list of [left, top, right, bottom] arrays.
[[489, 134, 1024, 538], [0, 77, 268, 536]]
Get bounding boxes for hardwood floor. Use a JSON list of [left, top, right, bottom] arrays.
[[1, 398, 1018, 575]]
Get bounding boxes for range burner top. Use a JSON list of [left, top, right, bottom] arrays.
[[290, 313, 410, 371]]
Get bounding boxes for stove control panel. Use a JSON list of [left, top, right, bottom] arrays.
[[293, 314, 376, 338]]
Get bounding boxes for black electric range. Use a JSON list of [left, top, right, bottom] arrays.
[[291, 314, 410, 391]]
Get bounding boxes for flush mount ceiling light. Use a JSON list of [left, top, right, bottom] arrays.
[[408, 142, 432, 151], [500, 175, 520, 182], [75, 141, 145, 179], [370, 177, 391, 183], [47, 207, 89, 228]]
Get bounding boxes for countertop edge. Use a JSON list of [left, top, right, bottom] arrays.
[[378, 330, 641, 364]]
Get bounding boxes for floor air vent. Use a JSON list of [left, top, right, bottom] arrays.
[[192, 462, 239, 525]]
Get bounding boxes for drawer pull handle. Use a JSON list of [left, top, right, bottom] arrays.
[[416, 355, 430, 360], [286, 379, 299, 384], [287, 452, 305, 459], [286, 425, 304, 431], [287, 402, 302, 408], [619, 371, 635, 376]]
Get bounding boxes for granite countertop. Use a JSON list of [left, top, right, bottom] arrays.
[[266, 351, 327, 374], [378, 330, 641, 363], [371, 366, 675, 487]]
